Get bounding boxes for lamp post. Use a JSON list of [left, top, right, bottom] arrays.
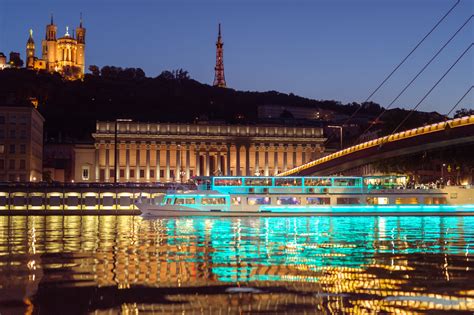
[[328, 125, 343, 150], [114, 119, 132, 184], [441, 163, 446, 184]]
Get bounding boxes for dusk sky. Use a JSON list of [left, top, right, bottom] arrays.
[[0, 0, 472, 115]]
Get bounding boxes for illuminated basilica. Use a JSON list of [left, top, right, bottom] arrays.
[[26, 15, 86, 79]]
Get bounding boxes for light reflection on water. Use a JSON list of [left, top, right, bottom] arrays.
[[0, 215, 473, 314]]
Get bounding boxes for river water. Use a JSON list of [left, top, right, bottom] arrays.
[[0, 215, 473, 314]]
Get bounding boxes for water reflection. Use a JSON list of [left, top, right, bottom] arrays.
[[0, 215, 473, 313]]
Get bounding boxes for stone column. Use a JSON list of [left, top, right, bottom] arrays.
[[302, 145, 306, 164], [125, 143, 130, 181], [236, 144, 241, 176], [165, 144, 170, 181], [264, 146, 269, 176], [115, 142, 120, 182], [226, 144, 231, 176], [216, 146, 221, 175], [292, 144, 297, 169], [155, 143, 161, 182], [94, 143, 100, 181], [105, 143, 110, 182], [273, 144, 279, 175], [135, 142, 141, 182], [185, 144, 190, 180], [195, 143, 200, 176], [255, 145, 260, 175], [146, 143, 151, 181], [245, 144, 250, 176], [205, 146, 210, 176], [283, 145, 288, 172], [176, 144, 181, 181]]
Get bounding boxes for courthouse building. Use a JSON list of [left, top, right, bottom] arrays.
[[75, 121, 326, 183]]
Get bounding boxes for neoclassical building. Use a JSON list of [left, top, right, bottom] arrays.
[[76, 121, 326, 183]]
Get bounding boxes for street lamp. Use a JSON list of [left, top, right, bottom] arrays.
[[328, 125, 343, 150], [441, 163, 446, 184], [114, 119, 132, 184]]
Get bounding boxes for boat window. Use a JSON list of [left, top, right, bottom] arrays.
[[244, 178, 272, 186], [214, 178, 242, 186], [424, 197, 447, 205], [333, 178, 358, 187], [231, 197, 241, 205], [336, 197, 360, 205], [276, 197, 301, 205], [174, 198, 185, 205], [306, 197, 330, 205], [202, 197, 226, 205], [366, 197, 389, 205], [275, 178, 302, 186], [304, 178, 331, 186], [184, 198, 196, 204], [165, 198, 173, 205], [247, 197, 271, 205], [395, 197, 418, 205]]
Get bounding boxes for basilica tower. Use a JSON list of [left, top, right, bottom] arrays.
[[42, 14, 57, 72], [75, 13, 86, 76], [213, 23, 226, 88], [26, 29, 35, 69]]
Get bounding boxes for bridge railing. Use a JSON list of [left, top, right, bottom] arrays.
[[279, 115, 474, 176]]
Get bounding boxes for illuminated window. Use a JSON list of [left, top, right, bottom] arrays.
[[424, 197, 447, 205], [277, 197, 301, 205], [395, 197, 418, 205], [306, 197, 330, 205], [82, 166, 90, 181], [275, 178, 302, 186], [231, 197, 241, 205], [366, 197, 388, 205], [304, 178, 331, 186], [247, 197, 271, 205], [202, 197, 226, 205], [244, 178, 272, 186], [214, 178, 242, 186]]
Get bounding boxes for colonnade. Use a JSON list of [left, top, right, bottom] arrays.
[[95, 142, 321, 183]]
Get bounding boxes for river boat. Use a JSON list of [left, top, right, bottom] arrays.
[[137, 176, 474, 217]]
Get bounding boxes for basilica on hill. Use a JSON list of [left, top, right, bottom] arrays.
[[25, 14, 86, 80]]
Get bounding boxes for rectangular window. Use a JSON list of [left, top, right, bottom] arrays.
[[9, 144, 15, 154], [367, 197, 389, 205], [202, 197, 226, 205], [306, 197, 331, 205], [247, 197, 271, 205], [231, 196, 241, 205], [120, 169, 125, 178], [0, 145, 4, 154], [0, 129, 4, 139], [395, 197, 418, 205], [304, 178, 331, 186], [140, 170, 145, 178], [130, 170, 135, 178], [9, 159, 15, 170], [190, 170, 194, 177], [159, 170, 164, 178], [244, 178, 272, 186], [275, 178, 302, 186], [214, 178, 242, 186], [82, 166, 90, 181], [170, 170, 175, 178], [19, 159, 25, 170], [9, 129, 15, 138], [0, 159, 4, 169], [20, 144, 26, 154], [99, 169, 105, 181], [0, 116, 5, 124], [20, 130, 26, 139], [175, 198, 196, 205], [333, 178, 359, 187], [150, 170, 155, 178], [109, 169, 114, 178], [336, 197, 360, 205], [276, 197, 301, 205]]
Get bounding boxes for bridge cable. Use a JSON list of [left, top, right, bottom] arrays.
[[323, 0, 461, 146], [355, 15, 473, 145], [386, 43, 473, 139], [445, 85, 473, 118]]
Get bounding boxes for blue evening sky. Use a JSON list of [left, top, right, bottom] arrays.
[[0, 0, 472, 114]]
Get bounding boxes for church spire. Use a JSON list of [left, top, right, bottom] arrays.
[[50, 13, 54, 25], [79, 12, 83, 28], [213, 23, 227, 88]]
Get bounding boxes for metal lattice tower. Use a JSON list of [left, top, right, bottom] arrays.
[[213, 23, 227, 88]]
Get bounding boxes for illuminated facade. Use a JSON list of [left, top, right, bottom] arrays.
[[0, 105, 44, 182], [25, 15, 86, 79], [79, 121, 326, 183]]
